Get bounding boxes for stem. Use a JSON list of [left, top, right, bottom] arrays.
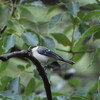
[[56, 48, 96, 54], [0, 0, 17, 34], [71, 21, 75, 52]]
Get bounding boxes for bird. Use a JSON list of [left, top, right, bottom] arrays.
[[28, 46, 75, 69]]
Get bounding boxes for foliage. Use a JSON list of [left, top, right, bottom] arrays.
[[0, 0, 100, 100]]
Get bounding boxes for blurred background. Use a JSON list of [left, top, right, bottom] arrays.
[[0, 0, 100, 100]]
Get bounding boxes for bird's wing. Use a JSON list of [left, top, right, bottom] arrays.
[[37, 46, 63, 60], [37, 46, 75, 65]]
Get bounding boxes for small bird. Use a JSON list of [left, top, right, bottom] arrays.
[[28, 46, 75, 68]]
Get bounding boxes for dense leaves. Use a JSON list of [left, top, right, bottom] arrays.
[[0, 0, 100, 100]]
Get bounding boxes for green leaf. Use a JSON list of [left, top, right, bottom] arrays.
[[83, 10, 100, 21], [94, 31, 100, 40], [67, 1, 80, 17], [0, 76, 12, 92], [89, 48, 100, 66], [79, 22, 89, 34], [0, 61, 8, 73], [87, 3, 100, 9], [68, 77, 82, 87], [87, 82, 98, 95], [73, 53, 84, 62], [0, 5, 10, 27], [73, 45, 88, 61], [17, 65, 25, 71], [0, 77, 20, 99], [64, 25, 73, 34], [25, 78, 36, 96], [3, 28, 16, 35], [41, 36, 55, 50], [52, 33, 72, 46], [18, 5, 34, 20], [49, 13, 63, 29], [47, 3, 64, 14], [52, 92, 63, 96], [18, 18, 36, 30], [9, 77, 20, 95], [74, 25, 100, 51], [70, 96, 90, 100], [2, 35, 16, 52], [21, 32, 39, 46]]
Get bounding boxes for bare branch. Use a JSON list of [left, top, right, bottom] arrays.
[[0, 50, 52, 100]]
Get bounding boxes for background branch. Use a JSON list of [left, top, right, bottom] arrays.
[[0, 50, 52, 100], [56, 48, 96, 54], [0, 0, 17, 34]]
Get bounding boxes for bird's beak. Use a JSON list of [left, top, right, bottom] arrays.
[[27, 50, 32, 56]]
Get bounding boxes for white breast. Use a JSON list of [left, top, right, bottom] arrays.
[[32, 50, 49, 64]]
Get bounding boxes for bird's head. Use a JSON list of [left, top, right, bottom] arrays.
[[28, 46, 38, 56]]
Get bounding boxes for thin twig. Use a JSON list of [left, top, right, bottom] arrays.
[[0, 50, 52, 100], [0, 0, 16, 34], [56, 48, 96, 54]]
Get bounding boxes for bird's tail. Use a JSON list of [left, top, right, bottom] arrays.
[[60, 58, 75, 65]]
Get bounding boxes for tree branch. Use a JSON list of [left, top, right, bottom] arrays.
[[0, 50, 52, 100]]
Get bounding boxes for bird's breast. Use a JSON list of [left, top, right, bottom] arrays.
[[33, 51, 49, 63]]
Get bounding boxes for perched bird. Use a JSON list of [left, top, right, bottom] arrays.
[[28, 46, 75, 68]]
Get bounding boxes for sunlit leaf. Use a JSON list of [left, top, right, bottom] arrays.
[[18, 5, 34, 20], [2, 35, 16, 52], [64, 25, 73, 34], [83, 10, 100, 21], [21, 32, 39, 46], [67, 1, 80, 17], [52, 33, 72, 46], [49, 13, 63, 29]]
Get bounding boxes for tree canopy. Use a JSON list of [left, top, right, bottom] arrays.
[[0, 0, 100, 100]]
